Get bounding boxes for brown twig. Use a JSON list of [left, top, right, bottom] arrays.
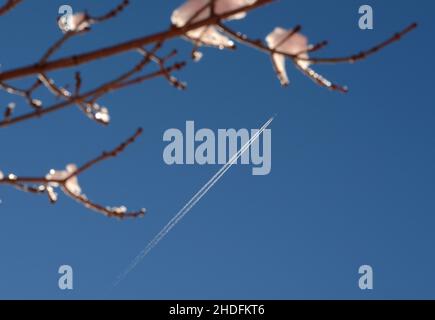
[[138, 48, 187, 90], [304, 22, 418, 64], [217, 22, 417, 65], [0, 128, 146, 219], [0, 81, 42, 109]]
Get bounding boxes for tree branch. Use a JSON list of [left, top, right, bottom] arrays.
[[0, 0, 274, 81], [217, 22, 417, 92], [0, 0, 22, 16], [0, 128, 146, 219]]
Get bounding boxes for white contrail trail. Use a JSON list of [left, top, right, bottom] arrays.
[[114, 116, 274, 286]]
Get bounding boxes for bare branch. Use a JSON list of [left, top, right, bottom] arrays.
[[0, 0, 22, 16], [0, 81, 42, 110], [74, 72, 82, 96], [0, 0, 274, 81], [90, 0, 130, 23]]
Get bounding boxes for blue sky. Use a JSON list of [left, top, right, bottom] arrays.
[[0, 0, 434, 299]]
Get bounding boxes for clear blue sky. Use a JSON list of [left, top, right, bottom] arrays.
[[0, 0, 434, 299]]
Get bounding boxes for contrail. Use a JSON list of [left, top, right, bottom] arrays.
[[114, 116, 274, 286]]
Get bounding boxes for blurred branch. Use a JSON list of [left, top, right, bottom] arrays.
[[0, 128, 146, 219], [0, 0, 22, 16]]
